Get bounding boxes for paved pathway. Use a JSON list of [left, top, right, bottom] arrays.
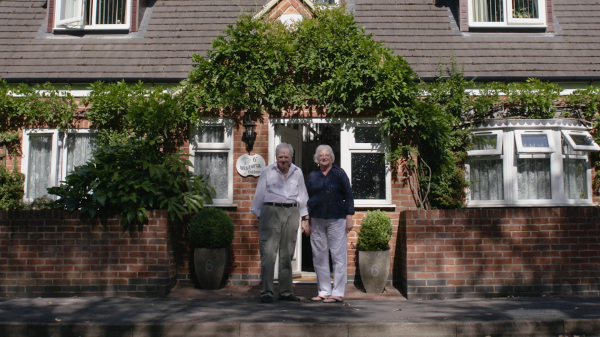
[[0, 284, 598, 337]]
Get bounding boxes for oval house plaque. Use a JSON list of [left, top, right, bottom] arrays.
[[236, 154, 266, 177]]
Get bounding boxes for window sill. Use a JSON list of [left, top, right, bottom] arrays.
[[467, 202, 595, 208], [53, 28, 130, 35], [204, 203, 238, 208], [354, 204, 397, 209]]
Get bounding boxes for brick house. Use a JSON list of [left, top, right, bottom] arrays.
[[1, 0, 599, 299]]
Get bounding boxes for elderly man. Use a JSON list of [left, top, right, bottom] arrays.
[[251, 143, 309, 303]]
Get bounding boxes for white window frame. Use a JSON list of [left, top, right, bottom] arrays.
[[561, 130, 600, 152], [189, 118, 234, 206], [21, 129, 60, 201], [468, 0, 547, 28], [341, 120, 392, 206], [467, 130, 504, 156], [268, 118, 393, 208], [22, 129, 96, 201], [514, 129, 555, 154], [466, 120, 598, 208], [54, 0, 131, 30]]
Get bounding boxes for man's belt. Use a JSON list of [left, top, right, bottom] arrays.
[[264, 202, 298, 208]]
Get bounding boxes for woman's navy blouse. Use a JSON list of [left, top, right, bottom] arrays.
[[306, 164, 355, 219]]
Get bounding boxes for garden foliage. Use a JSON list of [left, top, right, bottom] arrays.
[[0, 165, 24, 211]]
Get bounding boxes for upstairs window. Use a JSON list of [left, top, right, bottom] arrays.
[[55, 0, 130, 30], [469, 0, 546, 28]]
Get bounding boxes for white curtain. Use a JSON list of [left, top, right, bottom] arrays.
[[473, 0, 503, 22], [517, 158, 551, 199], [27, 135, 53, 199], [198, 126, 224, 143], [470, 159, 504, 200], [66, 133, 97, 174], [564, 159, 587, 199], [194, 152, 228, 199]]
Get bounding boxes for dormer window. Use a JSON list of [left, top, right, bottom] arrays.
[[54, 0, 131, 30], [468, 0, 546, 28]]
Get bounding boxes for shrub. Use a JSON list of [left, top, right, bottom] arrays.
[[48, 135, 214, 225], [188, 208, 235, 249], [357, 210, 392, 251], [0, 165, 24, 210]]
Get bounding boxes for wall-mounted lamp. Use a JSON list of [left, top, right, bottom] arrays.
[[242, 119, 257, 153]]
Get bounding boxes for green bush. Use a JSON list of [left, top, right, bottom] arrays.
[[48, 135, 214, 226], [357, 210, 392, 251], [0, 165, 24, 210], [188, 208, 234, 249]]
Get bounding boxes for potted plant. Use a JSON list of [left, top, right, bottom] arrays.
[[188, 207, 235, 289], [356, 210, 392, 293]]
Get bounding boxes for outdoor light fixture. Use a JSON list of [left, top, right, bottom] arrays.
[[242, 119, 257, 153]]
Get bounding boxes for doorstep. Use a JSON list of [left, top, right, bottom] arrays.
[[167, 283, 406, 301]]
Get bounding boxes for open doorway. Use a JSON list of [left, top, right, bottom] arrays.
[[282, 122, 341, 274]]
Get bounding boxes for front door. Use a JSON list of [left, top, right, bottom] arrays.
[[274, 125, 303, 279]]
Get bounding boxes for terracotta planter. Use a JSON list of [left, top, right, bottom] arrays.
[[193, 247, 228, 290], [358, 250, 390, 293]]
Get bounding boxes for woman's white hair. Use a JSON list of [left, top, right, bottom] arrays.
[[313, 144, 335, 164], [276, 143, 294, 157]]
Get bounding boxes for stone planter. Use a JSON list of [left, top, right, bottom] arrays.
[[358, 250, 390, 293], [193, 248, 228, 290]]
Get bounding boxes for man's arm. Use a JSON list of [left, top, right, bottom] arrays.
[[250, 167, 268, 217]]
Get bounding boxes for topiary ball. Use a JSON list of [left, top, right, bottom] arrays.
[[357, 210, 392, 251], [188, 207, 235, 249]]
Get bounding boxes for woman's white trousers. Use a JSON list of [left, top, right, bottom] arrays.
[[310, 218, 347, 297]]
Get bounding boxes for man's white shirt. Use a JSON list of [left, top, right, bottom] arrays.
[[251, 163, 309, 217]]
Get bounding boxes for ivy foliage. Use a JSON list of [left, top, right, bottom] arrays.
[[185, 6, 419, 123], [0, 164, 24, 211]]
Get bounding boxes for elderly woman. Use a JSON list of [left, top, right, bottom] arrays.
[[303, 145, 355, 303]]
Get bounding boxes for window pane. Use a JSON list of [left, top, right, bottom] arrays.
[[512, 0, 539, 19], [521, 134, 549, 148], [354, 127, 380, 143], [472, 134, 497, 151], [473, 0, 504, 22], [66, 133, 97, 174], [95, 0, 127, 24], [27, 135, 53, 199], [198, 126, 225, 143], [313, 0, 335, 4], [194, 152, 228, 200], [564, 159, 587, 199], [570, 134, 595, 146], [60, 0, 80, 21], [470, 159, 504, 200], [517, 158, 551, 200], [351, 153, 385, 199]]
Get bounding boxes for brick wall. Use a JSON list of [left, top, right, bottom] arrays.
[[397, 207, 600, 300], [0, 210, 178, 298]]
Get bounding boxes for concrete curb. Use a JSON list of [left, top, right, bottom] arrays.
[[1, 320, 599, 337]]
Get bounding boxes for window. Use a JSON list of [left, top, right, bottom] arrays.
[[466, 119, 599, 207], [55, 0, 130, 30], [22, 129, 97, 200], [469, 0, 546, 28], [190, 119, 234, 205], [341, 122, 391, 206]]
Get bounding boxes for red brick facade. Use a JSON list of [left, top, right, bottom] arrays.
[[398, 207, 600, 299], [0, 210, 177, 298]]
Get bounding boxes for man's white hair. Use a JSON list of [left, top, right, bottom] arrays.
[[276, 143, 294, 157], [313, 144, 335, 164]]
